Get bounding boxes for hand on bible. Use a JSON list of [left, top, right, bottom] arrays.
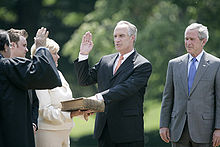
[[70, 110, 84, 118], [83, 110, 94, 121]]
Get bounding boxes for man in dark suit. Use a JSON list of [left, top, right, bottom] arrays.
[[160, 23, 220, 147], [74, 20, 152, 147], [7, 28, 39, 132], [0, 28, 61, 147]]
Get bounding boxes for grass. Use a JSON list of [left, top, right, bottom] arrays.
[[144, 99, 161, 132], [69, 100, 167, 147], [70, 99, 161, 139], [70, 115, 96, 139]]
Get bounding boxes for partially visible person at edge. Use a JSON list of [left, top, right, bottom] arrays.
[[0, 28, 61, 147], [160, 23, 220, 147], [74, 20, 152, 147], [31, 38, 84, 147], [7, 28, 39, 133]]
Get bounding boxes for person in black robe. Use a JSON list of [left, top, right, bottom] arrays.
[[0, 28, 61, 147]]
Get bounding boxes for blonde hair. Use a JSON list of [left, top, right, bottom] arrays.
[[31, 38, 60, 58]]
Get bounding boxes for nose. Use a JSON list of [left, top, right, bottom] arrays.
[[26, 48, 28, 52], [114, 37, 120, 43], [185, 40, 190, 45]]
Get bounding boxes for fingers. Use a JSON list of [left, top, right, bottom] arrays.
[[83, 113, 89, 121], [166, 129, 170, 141], [35, 27, 49, 48], [45, 30, 49, 38], [36, 27, 49, 38], [82, 31, 92, 43], [159, 128, 170, 143], [80, 31, 94, 55], [213, 130, 220, 147]]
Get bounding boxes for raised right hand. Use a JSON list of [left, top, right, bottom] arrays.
[[34, 27, 49, 49], [160, 127, 170, 143], [80, 31, 94, 55]]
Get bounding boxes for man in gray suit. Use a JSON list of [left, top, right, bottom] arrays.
[[160, 23, 220, 147]]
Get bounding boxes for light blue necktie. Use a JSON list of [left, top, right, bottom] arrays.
[[188, 58, 197, 94]]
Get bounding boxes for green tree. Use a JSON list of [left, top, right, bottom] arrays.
[[62, 0, 186, 101]]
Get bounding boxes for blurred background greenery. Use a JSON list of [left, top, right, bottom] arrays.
[[1, 0, 220, 146]]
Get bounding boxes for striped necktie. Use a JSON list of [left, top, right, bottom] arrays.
[[114, 55, 124, 74]]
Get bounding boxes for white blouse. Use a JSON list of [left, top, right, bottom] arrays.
[[36, 71, 74, 130]]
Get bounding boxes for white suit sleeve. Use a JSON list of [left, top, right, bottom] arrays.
[[37, 90, 71, 125]]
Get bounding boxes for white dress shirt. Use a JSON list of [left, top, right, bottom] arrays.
[[188, 50, 204, 76]]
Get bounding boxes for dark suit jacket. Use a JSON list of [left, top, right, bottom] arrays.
[[0, 48, 61, 147], [74, 50, 152, 143], [160, 52, 220, 143]]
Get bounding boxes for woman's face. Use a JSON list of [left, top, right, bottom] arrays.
[[50, 50, 60, 67]]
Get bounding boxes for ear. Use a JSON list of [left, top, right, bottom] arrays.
[[202, 39, 207, 46], [11, 42, 16, 48], [130, 35, 135, 41]]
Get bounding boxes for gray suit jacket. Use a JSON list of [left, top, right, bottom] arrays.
[[160, 51, 220, 143]]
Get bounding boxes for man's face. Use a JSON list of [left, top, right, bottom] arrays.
[[113, 24, 134, 55], [11, 36, 28, 58], [185, 29, 206, 57]]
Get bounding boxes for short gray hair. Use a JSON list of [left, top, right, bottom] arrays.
[[185, 23, 209, 42], [116, 20, 137, 42]]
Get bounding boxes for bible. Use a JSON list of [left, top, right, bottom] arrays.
[[61, 97, 105, 112]]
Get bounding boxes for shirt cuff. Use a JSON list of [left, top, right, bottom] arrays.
[[96, 93, 104, 101], [78, 53, 88, 62]]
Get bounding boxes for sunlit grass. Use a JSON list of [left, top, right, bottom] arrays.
[[70, 100, 161, 138], [144, 100, 161, 132], [70, 115, 95, 139]]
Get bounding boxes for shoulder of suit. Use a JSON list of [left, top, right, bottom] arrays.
[[100, 53, 118, 61], [169, 54, 188, 63], [135, 52, 151, 64], [204, 52, 220, 62], [102, 53, 118, 58]]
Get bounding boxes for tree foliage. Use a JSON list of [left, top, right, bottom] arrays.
[[62, 0, 220, 101], [2, 0, 220, 101]]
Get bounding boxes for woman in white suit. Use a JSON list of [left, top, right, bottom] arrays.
[[31, 38, 82, 147]]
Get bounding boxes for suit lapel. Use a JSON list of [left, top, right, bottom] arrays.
[[179, 54, 189, 95], [108, 54, 118, 76], [189, 52, 209, 96], [112, 51, 136, 79]]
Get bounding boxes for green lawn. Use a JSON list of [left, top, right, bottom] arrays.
[[70, 99, 161, 138]]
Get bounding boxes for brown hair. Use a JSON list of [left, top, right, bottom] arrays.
[[7, 28, 28, 44]]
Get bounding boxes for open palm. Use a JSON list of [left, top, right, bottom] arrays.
[[80, 31, 94, 55]]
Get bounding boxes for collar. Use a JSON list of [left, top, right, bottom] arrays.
[[118, 49, 134, 60], [188, 50, 204, 63]]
